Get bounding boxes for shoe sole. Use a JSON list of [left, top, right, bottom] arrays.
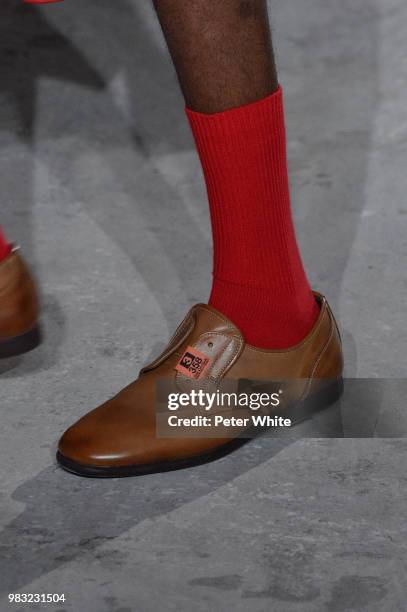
[[56, 377, 344, 478], [0, 324, 41, 359]]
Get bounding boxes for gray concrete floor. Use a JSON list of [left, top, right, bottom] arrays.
[[1, 0, 407, 610]]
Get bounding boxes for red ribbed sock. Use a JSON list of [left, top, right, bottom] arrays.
[[186, 86, 319, 349], [0, 226, 11, 262]]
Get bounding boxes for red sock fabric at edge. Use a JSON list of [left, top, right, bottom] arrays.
[[0, 226, 11, 262], [186, 86, 320, 349]]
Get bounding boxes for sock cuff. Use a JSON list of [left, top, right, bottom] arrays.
[[185, 85, 286, 168], [185, 85, 284, 138]]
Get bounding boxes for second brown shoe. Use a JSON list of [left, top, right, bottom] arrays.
[[0, 248, 41, 359], [57, 292, 343, 478]]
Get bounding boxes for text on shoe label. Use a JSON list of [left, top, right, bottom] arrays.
[[175, 346, 212, 379]]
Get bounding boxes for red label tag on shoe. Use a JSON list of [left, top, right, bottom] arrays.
[[175, 346, 212, 380]]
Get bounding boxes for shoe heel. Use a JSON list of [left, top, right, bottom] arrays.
[[290, 377, 344, 424], [315, 376, 344, 409], [0, 324, 41, 359]]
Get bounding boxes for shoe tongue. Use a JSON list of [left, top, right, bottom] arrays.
[[140, 303, 244, 378], [173, 304, 244, 383]]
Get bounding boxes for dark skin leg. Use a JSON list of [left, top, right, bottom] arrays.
[[153, 0, 278, 113]]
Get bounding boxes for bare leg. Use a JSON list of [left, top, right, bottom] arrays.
[[153, 0, 278, 113]]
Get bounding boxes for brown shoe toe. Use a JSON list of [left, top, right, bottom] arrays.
[[57, 376, 236, 477]]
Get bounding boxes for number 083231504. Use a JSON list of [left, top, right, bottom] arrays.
[[8, 593, 66, 604]]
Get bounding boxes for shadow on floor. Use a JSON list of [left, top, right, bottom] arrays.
[[0, 438, 291, 595]]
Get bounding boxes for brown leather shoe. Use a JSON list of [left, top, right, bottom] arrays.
[[57, 292, 343, 477], [0, 248, 41, 358]]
